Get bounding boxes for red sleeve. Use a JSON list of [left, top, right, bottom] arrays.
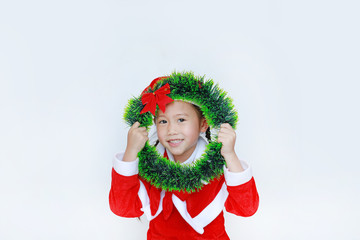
[[109, 168, 144, 218], [225, 177, 259, 217]]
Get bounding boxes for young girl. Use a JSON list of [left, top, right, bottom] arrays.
[[109, 73, 259, 239]]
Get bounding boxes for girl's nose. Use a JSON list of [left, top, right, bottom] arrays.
[[167, 122, 178, 135]]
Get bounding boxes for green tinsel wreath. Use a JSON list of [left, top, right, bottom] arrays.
[[123, 71, 238, 193]]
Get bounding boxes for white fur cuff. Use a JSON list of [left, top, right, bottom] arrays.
[[223, 160, 253, 186], [113, 152, 139, 176]]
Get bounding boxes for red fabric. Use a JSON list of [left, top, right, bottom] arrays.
[[141, 76, 169, 95], [109, 172, 259, 239], [109, 170, 143, 217], [185, 176, 225, 218], [109, 150, 259, 239], [225, 177, 259, 217], [162, 191, 173, 220], [148, 209, 229, 240], [109, 170, 232, 239]]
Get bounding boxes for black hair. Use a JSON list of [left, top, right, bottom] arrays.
[[193, 104, 212, 142]]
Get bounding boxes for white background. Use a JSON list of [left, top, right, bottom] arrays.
[[1, 0, 359, 239]]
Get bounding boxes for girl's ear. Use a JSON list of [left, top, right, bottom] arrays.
[[200, 118, 209, 133]]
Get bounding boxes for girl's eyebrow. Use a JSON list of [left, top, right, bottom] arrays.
[[175, 113, 189, 117], [157, 113, 189, 118]]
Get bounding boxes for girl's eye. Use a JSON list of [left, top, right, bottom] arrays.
[[178, 118, 185, 123], [159, 120, 167, 124]]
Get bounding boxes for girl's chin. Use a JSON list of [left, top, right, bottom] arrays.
[[167, 148, 184, 157]]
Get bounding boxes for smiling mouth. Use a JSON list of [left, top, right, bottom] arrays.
[[168, 139, 183, 147]]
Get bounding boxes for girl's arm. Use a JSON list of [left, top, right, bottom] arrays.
[[225, 176, 259, 217], [218, 123, 259, 216], [109, 122, 149, 217], [109, 165, 143, 217]]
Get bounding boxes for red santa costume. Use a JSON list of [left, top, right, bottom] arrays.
[[109, 136, 259, 239]]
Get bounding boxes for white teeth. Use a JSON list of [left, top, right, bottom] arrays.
[[169, 140, 182, 144]]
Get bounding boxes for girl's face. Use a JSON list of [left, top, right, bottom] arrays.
[[155, 101, 208, 163]]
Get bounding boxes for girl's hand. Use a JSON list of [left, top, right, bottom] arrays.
[[217, 123, 236, 158], [123, 122, 149, 162], [217, 123, 244, 172]]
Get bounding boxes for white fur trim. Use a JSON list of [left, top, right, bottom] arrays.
[[223, 160, 253, 186], [113, 153, 139, 176], [138, 181, 164, 221], [113, 152, 165, 220], [156, 143, 165, 156], [148, 124, 158, 145], [172, 183, 229, 234], [199, 131, 209, 143]]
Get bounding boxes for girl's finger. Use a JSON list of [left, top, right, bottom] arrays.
[[219, 127, 233, 133], [219, 128, 235, 137], [138, 127, 147, 132], [217, 135, 225, 142], [220, 123, 232, 129], [132, 122, 140, 128]]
